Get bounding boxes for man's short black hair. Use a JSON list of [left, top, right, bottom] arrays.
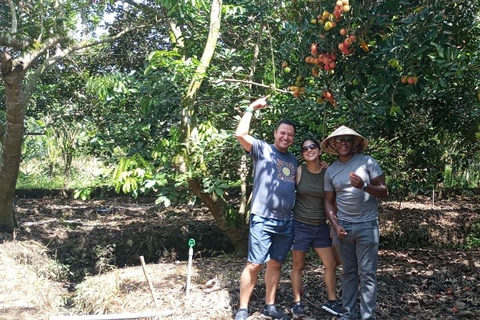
[[276, 119, 296, 134]]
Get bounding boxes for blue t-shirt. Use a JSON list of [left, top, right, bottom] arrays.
[[324, 154, 383, 222], [249, 139, 298, 221]]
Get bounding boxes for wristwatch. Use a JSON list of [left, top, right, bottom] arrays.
[[362, 181, 368, 192]]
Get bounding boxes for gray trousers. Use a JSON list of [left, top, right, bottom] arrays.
[[333, 220, 379, 320]]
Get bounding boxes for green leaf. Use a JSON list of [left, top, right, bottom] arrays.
[[430, 42, 444, 58]]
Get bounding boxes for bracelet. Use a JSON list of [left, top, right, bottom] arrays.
[[245, 106, 254, 113]]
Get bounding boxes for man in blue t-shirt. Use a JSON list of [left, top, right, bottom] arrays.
[[321, 125, 389, 320], [234, 96, 297, 320]]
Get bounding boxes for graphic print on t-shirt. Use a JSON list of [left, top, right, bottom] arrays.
[[276, 158, 296, 183]]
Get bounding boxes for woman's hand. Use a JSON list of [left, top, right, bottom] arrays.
[[320, 160, 329, 170]]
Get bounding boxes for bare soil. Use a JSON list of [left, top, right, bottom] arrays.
[[0, 194, 479, 320]]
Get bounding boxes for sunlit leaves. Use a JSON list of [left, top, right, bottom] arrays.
[[145, 50, 198, 85], [86, 73, 137, 102]]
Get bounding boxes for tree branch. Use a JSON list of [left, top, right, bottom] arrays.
[[21, 36, 63, 69], [180, 0, 222, 145], [247, 21, 264, 89], [0, 32, 32, 50], [224, 78, 289, 93], [0, 52, 13, 76], [6, 0, 17, 34], [123, 0, 185, 51], [24, 25, 142, 103]]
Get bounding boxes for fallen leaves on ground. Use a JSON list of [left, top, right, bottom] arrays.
[[0, 195, 479, 319]]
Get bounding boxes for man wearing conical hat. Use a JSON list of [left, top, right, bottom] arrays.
[[321, 125, 389, 320]]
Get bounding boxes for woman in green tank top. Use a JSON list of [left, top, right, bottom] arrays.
[[290, 138, 344, 317]]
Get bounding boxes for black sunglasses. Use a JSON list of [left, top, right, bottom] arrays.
[[334, 136, 353, 143], [302, 143, 318, 152]]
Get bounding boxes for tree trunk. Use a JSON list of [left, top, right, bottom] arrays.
[[180, 0, 222, 142], [172, 0, 251, 253], [188, 178, 248, 256], [174, 0, 249, 254], [0, 71, 25, 232], [0, 4, 135, 232]]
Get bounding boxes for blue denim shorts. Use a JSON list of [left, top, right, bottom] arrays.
[[248, 214, 293, 264], [292, 220, 332, 251]]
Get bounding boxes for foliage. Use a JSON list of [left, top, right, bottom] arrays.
[[245, 0, 480, 194], [465, 220, 480, 249], [465, 233, 480, 249], [183, 121, 240, 192], [7, 0, 480, 246], [282, 1, 477, 196], [69, 0, 480, 206], [18, 156, 109, 190], [0, 0, 153, 231], [111, 153, 168, 199]]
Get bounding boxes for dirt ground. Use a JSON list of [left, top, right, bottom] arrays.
[[0, 194, 479, 320]]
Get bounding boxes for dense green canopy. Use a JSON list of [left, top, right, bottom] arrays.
[[0, 0, 479, 250]]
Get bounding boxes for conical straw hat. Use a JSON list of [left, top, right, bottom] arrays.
[[320, 125, 368, 156]]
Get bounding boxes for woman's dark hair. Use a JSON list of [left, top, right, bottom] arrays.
[[299, 137, 320, 154]]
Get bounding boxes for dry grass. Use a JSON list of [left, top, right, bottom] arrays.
[[71, 257, 238, 319], [0, 236, 241, 320], [0, 239, 68, 320]]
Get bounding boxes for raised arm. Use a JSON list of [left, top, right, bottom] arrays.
[[235, 96, 269, 152]]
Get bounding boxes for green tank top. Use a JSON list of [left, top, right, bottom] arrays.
[[293, 164, 326, 225]]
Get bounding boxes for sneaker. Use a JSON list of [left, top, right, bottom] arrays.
[[235, 308, 248, 320], [262, 304, 291, 320], [291, 301, 305, 317], [321, 300, 344, 316]]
